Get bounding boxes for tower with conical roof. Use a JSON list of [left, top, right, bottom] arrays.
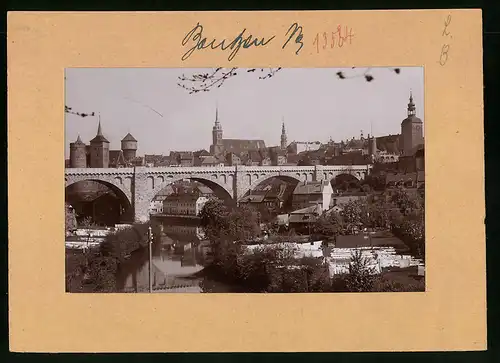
[[280, 120, 287, 150], [69, 135, 87, 168], [401, 90, 423, 156], [121, 132, 138, 161], [89, 117, 110, 168]]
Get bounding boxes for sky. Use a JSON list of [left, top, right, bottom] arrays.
[[64, 67, 424, 158]]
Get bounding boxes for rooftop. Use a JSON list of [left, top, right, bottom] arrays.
[[121, 133, 137, 142], [293, 181, 331, 195]]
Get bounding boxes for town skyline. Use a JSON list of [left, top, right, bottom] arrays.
[[65, 67, 424, 157]]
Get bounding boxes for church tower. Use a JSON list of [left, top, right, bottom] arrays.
[[69, 134, 87, 168], [212, 106, 223, 146], [89, 117, 110, 168], [401, 91, 423, 156], [280, 120, 287, 150]]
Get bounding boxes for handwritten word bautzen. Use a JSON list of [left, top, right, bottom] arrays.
[[181, 22, 304, 61]]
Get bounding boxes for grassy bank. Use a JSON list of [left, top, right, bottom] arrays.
[[65, 221, 162, 293]]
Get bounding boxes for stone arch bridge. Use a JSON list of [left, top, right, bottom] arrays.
[[65, 164, 372, 222]]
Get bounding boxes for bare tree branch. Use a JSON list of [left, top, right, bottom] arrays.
[[65, 105, 96, 118], [335, 67, 401, 82], [177, 67, 282, 94], [178, 67, 401, 94]]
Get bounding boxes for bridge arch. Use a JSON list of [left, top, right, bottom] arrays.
[[241, 174, 302, 199], [65, 179, 134, 224], [148, 175, 233, 204], [331, 172, 362, 190]]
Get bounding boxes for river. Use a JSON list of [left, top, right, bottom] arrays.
[[114, 218, 243, 293]]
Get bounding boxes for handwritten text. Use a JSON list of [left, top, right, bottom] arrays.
[[282, 23, 304, 55], [439, 15, 452, 66], [181, 22, 305, 61], [313, 25, 354, 54]]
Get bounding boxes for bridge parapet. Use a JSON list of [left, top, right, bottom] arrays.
[[65, 167, 135, 175]]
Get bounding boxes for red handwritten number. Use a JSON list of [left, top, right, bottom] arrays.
[[314, 26, 354, 53], [313, 33, 319, 53]]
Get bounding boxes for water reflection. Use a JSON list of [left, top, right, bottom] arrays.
[[115, 218, 239, 293]]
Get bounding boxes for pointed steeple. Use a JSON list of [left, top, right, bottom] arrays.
[[213, 104, 222, 130], [97, 115, 103, 136], [280, 117, 287, 150], [90, 114, 109, 143], [75, 134, 84, 144], [212, 104, 223, 146], [407, 89, 416, 117]]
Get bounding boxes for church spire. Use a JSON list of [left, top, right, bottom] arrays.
[[280, 117, 287, 150], [97, 120, 103, 136], [407, 90, 416, 117]]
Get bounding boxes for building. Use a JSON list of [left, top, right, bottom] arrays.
[[280, 122, 287, 150], [287, 141, 322, 155], [225, 152, 242, 166], [199, 155, 225, 167], [374, 134, 401, 154], [163, 194, 209, 216], [109, 150, 126, 168], [209, 107, 266, 156], [288, 205, 323, 232], [292, 180, 334, 212], [401, 91, 424, 156], [68, 119, 139, 169], [149, 196, 165, 214], [268, 146, 287, 166], [168, 151, 194, 167], [69, 135, 87, 168], [375, 150, 400, 164], [89, 120, 110, 168], [121, 133, 138, 161]]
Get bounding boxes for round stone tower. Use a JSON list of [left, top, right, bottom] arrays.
[[121, 133, 138, 161], [69, 135, 87, 168]]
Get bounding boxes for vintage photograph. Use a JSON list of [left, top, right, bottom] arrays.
[[65, 67, 425, 293]]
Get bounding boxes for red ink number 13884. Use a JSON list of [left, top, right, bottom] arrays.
[[313, 25, 354, 53]]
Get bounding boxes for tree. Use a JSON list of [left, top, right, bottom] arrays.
[[199, 198, 230, 240], [391, 187, 421, 215], [344, 249, 376, 292], [177, 67, 402, 94], [226, 205, 261, 242], [340, 200, 365, 233], [314, 211, 344, 239], [368, 201, 392, 229]]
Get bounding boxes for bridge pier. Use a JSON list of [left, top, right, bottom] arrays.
[[133, 167, 151, 223]]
